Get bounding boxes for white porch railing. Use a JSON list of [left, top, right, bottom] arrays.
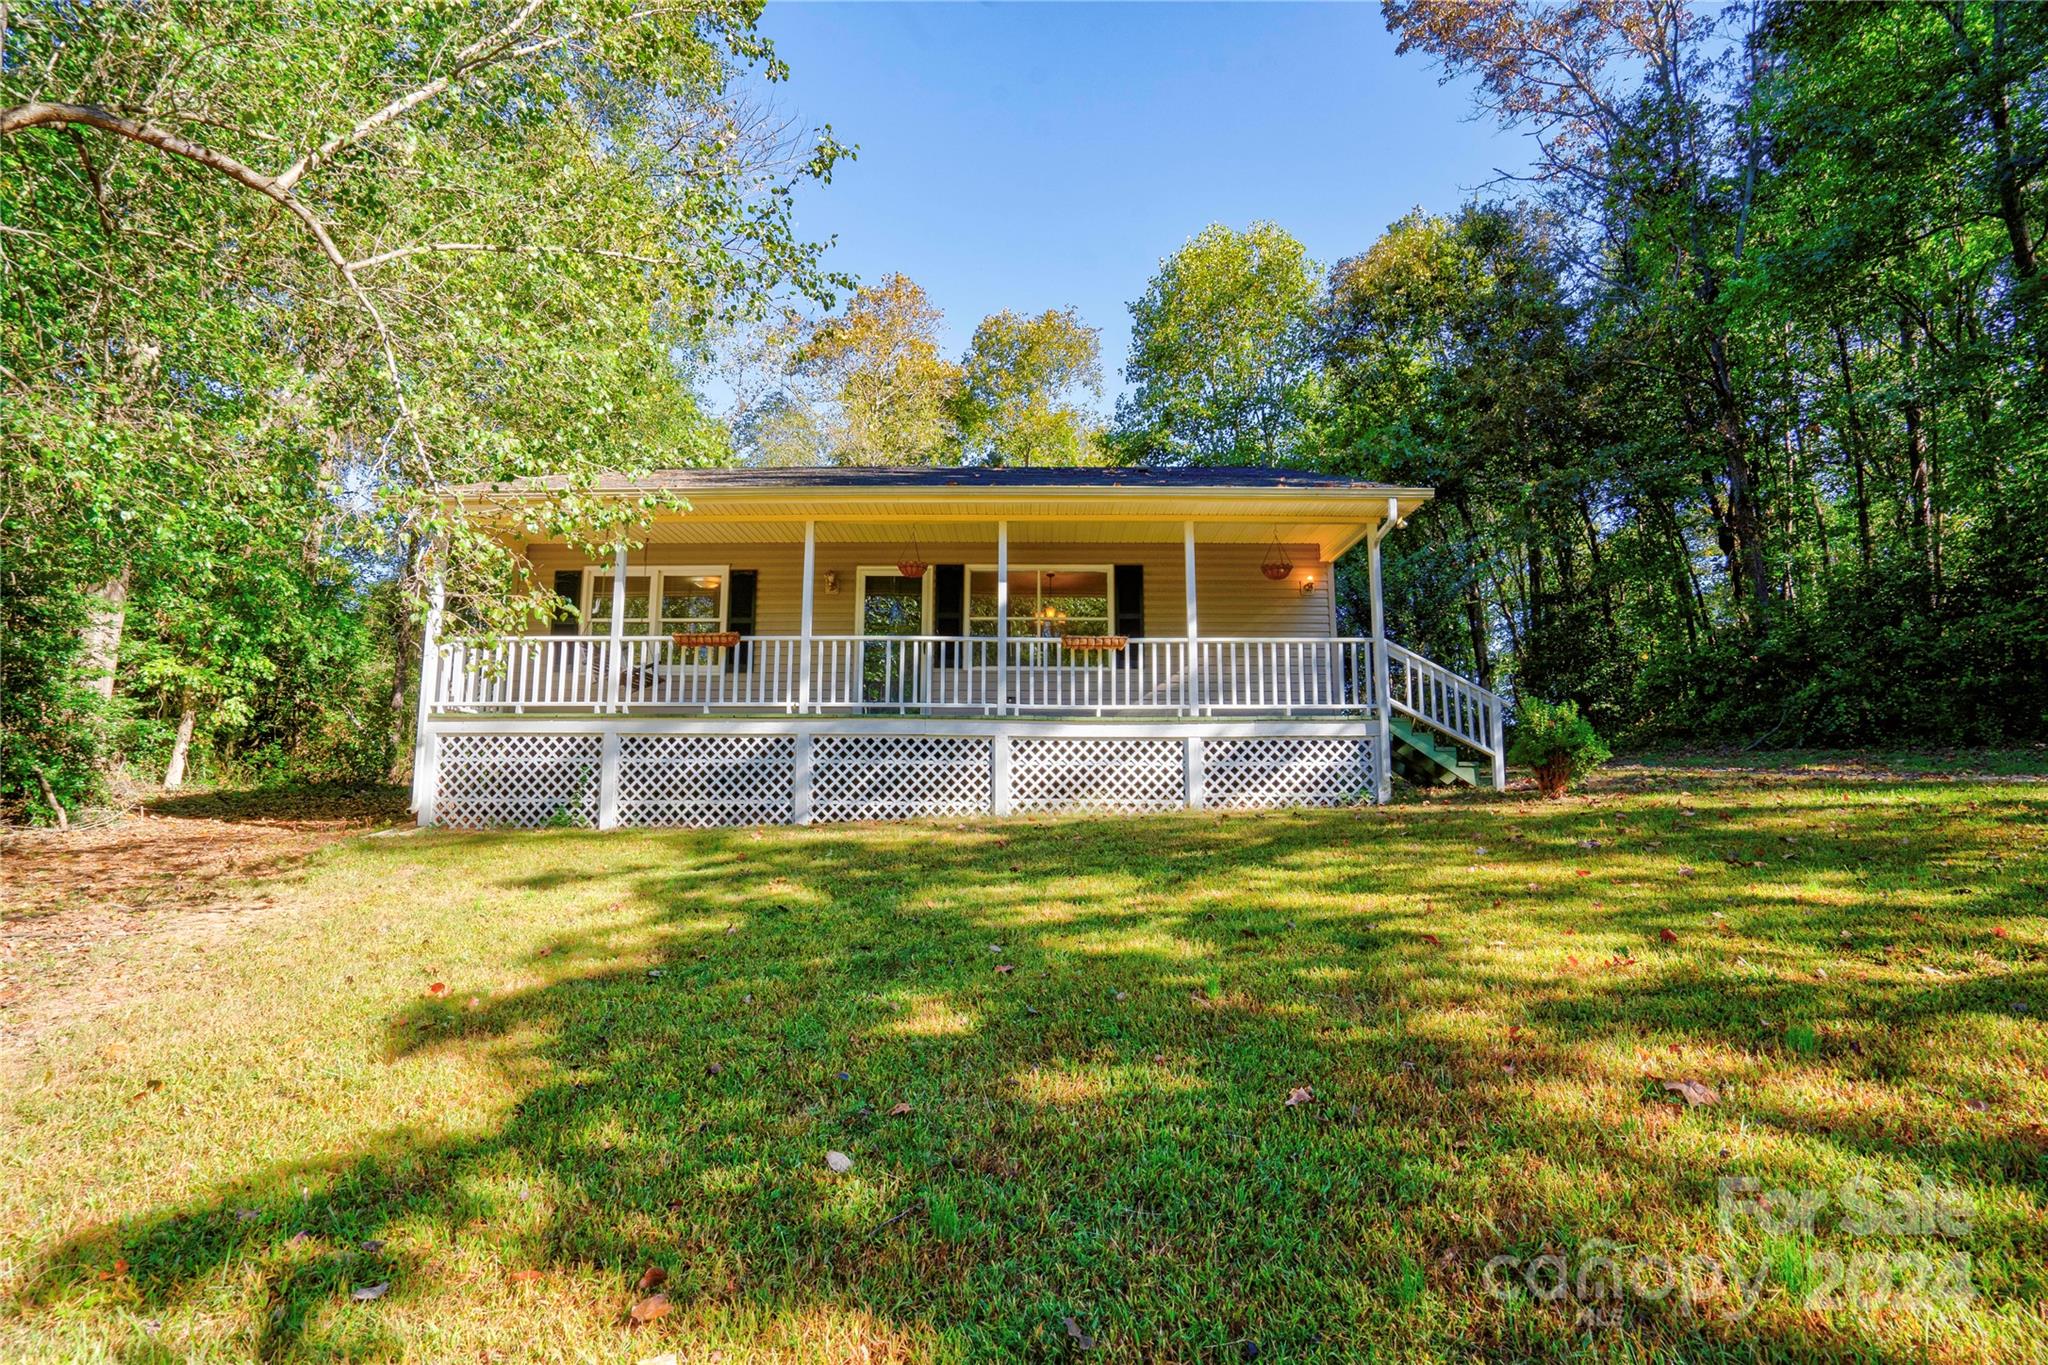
[[1385, 641, 1507, 787], [429, 634, 1382, 718]]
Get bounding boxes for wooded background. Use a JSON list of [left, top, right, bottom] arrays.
[[6, 2, 2045, 821]]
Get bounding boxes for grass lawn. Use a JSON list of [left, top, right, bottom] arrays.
[[3, 758, 2045, 1362]]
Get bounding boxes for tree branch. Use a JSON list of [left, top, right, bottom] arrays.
[[273, 0, 556, 192]]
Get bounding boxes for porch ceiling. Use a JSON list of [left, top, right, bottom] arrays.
[[457, 477, 1434, 560]]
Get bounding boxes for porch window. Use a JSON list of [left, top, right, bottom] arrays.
[[586, 568, 727, 639], [967, 567, 1112, 640]]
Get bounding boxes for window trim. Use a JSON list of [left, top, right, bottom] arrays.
[[854, 566, 934, 636], [580, 563, 731, 639], [965, 563, 1116, 637]]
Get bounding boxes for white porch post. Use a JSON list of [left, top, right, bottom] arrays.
[[990, 731, 1012, 816], [409, 551, 445, 826], [792, 726, 815, 825], [799, 519, 816, 714], [605, 545, 628, 715], [996, 519, 1010, 716], [1183, 520, 1200, 717], [1368, 511, 1392, 804], [598, 728, 622, 830]]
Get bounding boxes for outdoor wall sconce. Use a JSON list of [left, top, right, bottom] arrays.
[[824, 570, 841, 593], [1299, 574, 1316, 596]]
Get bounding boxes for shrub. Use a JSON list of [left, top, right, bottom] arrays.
[[1508, 698, 1610, 798]]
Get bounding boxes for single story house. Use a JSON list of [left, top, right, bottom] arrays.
[[411, 467, 1503, 828]]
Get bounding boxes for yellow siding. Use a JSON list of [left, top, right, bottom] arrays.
[[519, 538, 1336, 637]]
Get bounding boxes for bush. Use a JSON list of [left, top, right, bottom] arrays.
[[1508, 698, 1611, 798]]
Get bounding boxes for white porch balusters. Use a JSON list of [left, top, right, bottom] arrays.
[[1368, 506, 1393, 804]]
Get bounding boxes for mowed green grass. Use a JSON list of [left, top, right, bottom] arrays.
[[3, 760, 2045, 1362]]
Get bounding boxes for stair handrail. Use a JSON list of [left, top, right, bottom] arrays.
[[1382, 642, 1507, 788]]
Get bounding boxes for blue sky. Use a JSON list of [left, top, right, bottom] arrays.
[[748, 1, 1526, 399]]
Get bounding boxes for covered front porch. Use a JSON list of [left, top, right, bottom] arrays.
[[410, 468, 1506, 826]]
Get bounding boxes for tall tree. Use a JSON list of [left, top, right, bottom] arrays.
[[788, 275, 963, 465], [954, 308, 1103, 466], [1113, 222, 1322, 465], [2, 0, 847, 817]]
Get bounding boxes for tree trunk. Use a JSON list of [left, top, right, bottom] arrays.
[[164, 696, 197, 789], [385, 595, 419, 784], [1830, 324, 1875, 573], [79, 567, 130, 700], [1901, 312, 1937, 605], [1453, 497, 1494, 689]]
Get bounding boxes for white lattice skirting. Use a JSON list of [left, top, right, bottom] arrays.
[[812, 734, 991, 822], [427, 727, 1382, 828], [1012, 738, 1185, 814], [435, 733, 602, 829], [1205, 736, 1375, 810], [618, 734, 797, 827]]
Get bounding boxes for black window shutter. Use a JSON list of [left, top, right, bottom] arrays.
[[932, 564, 965, 665], [725, 569, 758, 673], [1113, 564, 1144, 667], [551, 569, 583, 636]]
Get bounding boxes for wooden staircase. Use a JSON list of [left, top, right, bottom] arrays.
[[1382, 643, 1505, 791], [1389, 714, 1481, 786]]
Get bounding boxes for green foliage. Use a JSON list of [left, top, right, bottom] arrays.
[[953, 308, 1104, 466], [1114, 222, 1323, 464], [2, 0, 850, 817], [1507, 698, 1611, 792]]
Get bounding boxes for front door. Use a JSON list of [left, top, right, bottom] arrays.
[[857, 571, 929, 709]]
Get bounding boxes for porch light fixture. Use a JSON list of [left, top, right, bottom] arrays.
[[1299, 573, 1316, 596], [1261, 535, 1294, 582], [824, 570, 841, 593], [896, 531, 927, 579]]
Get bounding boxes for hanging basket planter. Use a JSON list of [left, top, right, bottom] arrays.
[[1261, 536, 1295, 581], [1061, 634, 1128, 653], [675, 631, 742, 650], [897, 532, 927, 579]]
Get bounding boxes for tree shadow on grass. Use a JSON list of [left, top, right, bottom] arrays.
[[17, 776, 2048, 1361]]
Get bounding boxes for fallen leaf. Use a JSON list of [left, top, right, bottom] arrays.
[[1285, 1086, 1315, 1107], [1963, 1098, 1989, 1114], [1659, 928, 1679, 943], [507, 1269, 542, 1285], [636, 1266, 668, 1293], [1064, 1316, 1096, 1351], [1676, 866, 1696, 879], [995, 963, 1014, 974], [425, 982, 447, 997], [1421, 933, 1442, 947], [629, 1293, 671, 1325], [352, 1282, 390, 1302], [1661, 1078, 1720, 1108], [705, 1062, 723, 1076], [888, 1102, 914, 1117], [1993, 926, 2010, 939], [825, 1150, 853, 1173]]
